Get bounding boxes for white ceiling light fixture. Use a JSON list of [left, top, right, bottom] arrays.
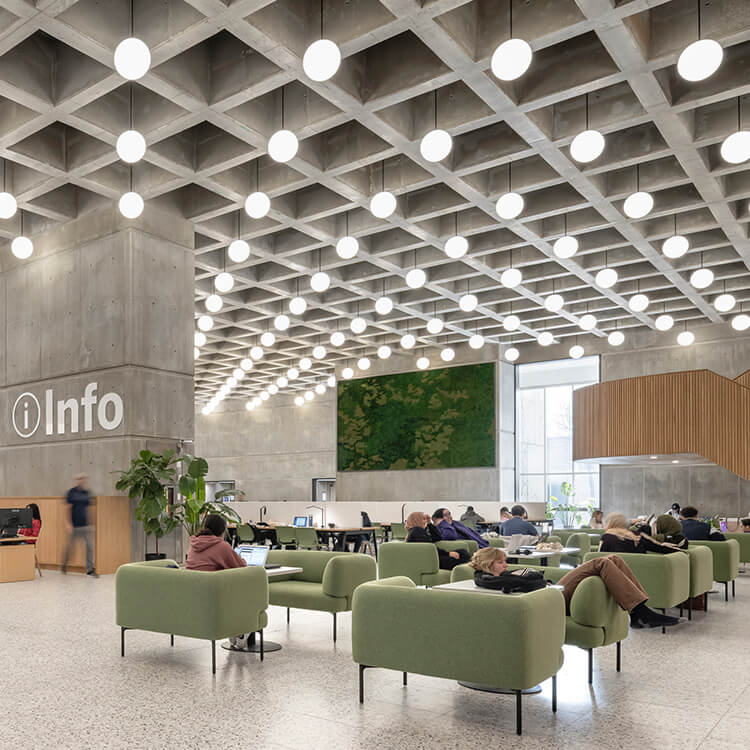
[[721, 97, 750, 163], [0, 159, 17, 219], [327, 375, 336, 388], [714, 288, 736, 313], [496, 163, 524, 220], [420, 90, 452, 162], [260, 331, 276, 347], [426, 317, 444, 335], [241, 357, 253, 371], [274, 314, 290, 331], [299, 357, 312, 370], [459, 293, 478, 312], [677, 329, 695, 347], [228, 211, 251, 263], [490, 2, 532, 81], [401, 332, 416, 350], [469, 334, 484, 350], [377, 345, 392, 360], [662, 215, 689, 259], [350, 316, 367, 334], [289, 296, 307, 316], [330, 331, 346, 347], [553, 215, 578, 258], [197, 315, 213, 332], [444, 212, 468, 259], [501, 267, 522, 288], [596, 253, 618, 289], [114, 14, 151, 81], [336, 211, 359, 259], [11, 213, 33, 259], [440, 347, 455, 362], [357, 356, 371, 371], [295, 395, 304, 406], [303, 4, 341, 81], [116, 130, 146, 164], [503, 314, 520, 332], [194, 347, 200, 360], [234, 368, 245, 380], [690, 257, 714, 290], [268, 86, 298, 163], [342, 366, 354, 380], [375, 288, 394, 315], [545, 293, 565, 313], [677, 6, 723, 84], [304, 391, 315, 401], [416, 356, 430, 370], [287, 367, 299, 379], [260, 391, 270, 401], [245, 159, 271, 219], [655, 314, 674, 332], [579, 313, 597, 331], [194, 331, 206, 347], [623, 166, 653, 219], [315, 383, 326, 395], [214, 271, 233, 293], [277, 376, 288, 388], [629, 293, 650, 313], [504, 346, 520, 362], [119, 188, 143, 219], [732, 313, 750, 331], [312, 344, 327, 360], [227, 376, 238, 388], [205, 294, 222, 313], [250, 345, 264, 361], [310, 271, 330, 293], [570, 94, 605, 163], [569, 344, 584, 360], [370, 160, 397, 219], [406, 267, 426, 289], [538, 331, 554, 347], [608, 330, 625, 346]]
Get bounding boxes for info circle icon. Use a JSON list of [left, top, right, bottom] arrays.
[[12, 392, 41, 439]]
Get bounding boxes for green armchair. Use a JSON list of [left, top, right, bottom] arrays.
[[378, 541, 476, 586], [267, 549, 376, 641], [352, 576, 565, 735], [691, 539, 740, 601], [683, 546, 714, 618], [115, 559, 269, 673], [561, 532, 591, 566], [436, 539, 479, 555], [295, 527, 325, 550], [390, 522, 406, 540], [724, 532, 750, 563]]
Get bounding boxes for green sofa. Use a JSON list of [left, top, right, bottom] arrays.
[[266, 549, 376, 641], [352, 576, 565, 735], [561, 532, 591, 566], [377, 541, 475, 586], [683, 546, 714, 618], [451, 563, 628, 683], [725, 532, 750, 563], [115, 559, 269, 673], [691, 539, 740, 601]]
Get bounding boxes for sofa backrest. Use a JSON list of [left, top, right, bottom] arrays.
[[267, 549, 352, 582], [378, 542, 438, 584]]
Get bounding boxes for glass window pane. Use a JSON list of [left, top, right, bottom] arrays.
[[573, 473, 600, 506], [518, 388, 544, 474], [519, 475, 545, 502], [545, 385, 572, 474]]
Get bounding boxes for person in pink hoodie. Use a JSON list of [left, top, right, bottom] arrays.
[[186, 514, 245, 571]]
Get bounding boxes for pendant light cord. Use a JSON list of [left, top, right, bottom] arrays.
[[508, 0, 513, 40], [320, 0, 324, 39], [130, 0, 134, 37], [281, 86, 285, 130], [434, 89, 438, 130]]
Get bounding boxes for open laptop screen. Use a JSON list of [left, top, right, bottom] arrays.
[[236, 545, 269, 567], [293, 516, 308, 527]]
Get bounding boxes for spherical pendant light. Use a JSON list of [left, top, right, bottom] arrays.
[[268, 130, 298, 163], [655, 314, 674, 332], [350, 317, 367, 334], [234, 368, 246, 380], [677, 39, 723, 82], [469, 334, 484, 349], [503, 315, 520, 332], [401, 333, 416, 349], [342, 366, 354, 380], [260, 392, 269, 401], [227, 376, 238, 388], [205, 294, 222, 313], [11, 236, 33, 259], [194, 331, 206, 347], [504, 346, 520, 362], [116, 130, 146, 163], [214, 272, 233, 293], [197, 315, 213, 331], [228, 239, 250, 263], [194, 347, 200, 360], [420, 129, 452, 162], [245, 192, 270, 219], [330, 331, 345, 347], [544, 294, 564, 312], [595, 267, 617, 289], [0, 192, 17, 220], [714, 293, 736, 313], [569, 344, 584, 359], [294, 396, 304, 406], [357, 357, 371, 371], [690, 267, 714, 289], [732, 313, 750, 331], [314, 383, 326, 395], [370, 191, 397, 218], [304, 391, 314, 401], [623, 191, 653, 219], [570, 130, 605, 163], [252, 396, 262, 407], [553, 235, 578, 259], [405, 268, 426, 289], [274, 314, 290, 331], [629, 293, 650, 313], [490, 38, 533, 81], [260, 331, 275, 347], [114, 38, 151, 81], [250, 346, 264, 361], [496, 192, 524, 220], [336, 236, 358, 259], [119, 191, 144, 218], [445, 235, 468, 259], [720, 131, 750, 164], [426, 317, 444, 335], [299, 357, 312, 370], [608, 330, 625, 346], [377, 345, 392, 359], [662, 235, 689, 259], [312, 345, 326, 360], [303, 39, 341, 82], [287, 367, 299, 379], [440, 347, 455, 362], [375, 296, 393, 315], [459, 293, 478, 312], [416, 356, 430, 370], [289, 296, 307, 315], [538, 331, 554, 347], [579, 314, 597, 331], [241, 358, 253, 371], [327, 374, 336, 388], [501, 267, 522, 288], [310, 271, 330, 293], [677, 330, 695, 347], [277, 376, 288, 388]]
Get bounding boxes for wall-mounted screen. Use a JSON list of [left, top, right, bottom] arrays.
[[337, 363, 495, 472]]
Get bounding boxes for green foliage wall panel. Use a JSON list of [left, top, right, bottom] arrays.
[[337, 363, 495, 472]]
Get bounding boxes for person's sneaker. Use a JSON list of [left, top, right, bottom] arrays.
[[86, 569, 99, 578], [629, 611, 644, 629]]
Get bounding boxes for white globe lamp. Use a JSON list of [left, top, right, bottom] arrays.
[[289, 296, 307, 315], [608, 331, 625, 346], [274, 314, 290, 331], [503, 315, 520, 332], [350, 317, 367, 334], [336, 236, 358, 259], [260, 331, 275, 347], [214, 272, 233, 293], [416, 356, 430, 370], [570, 130, 605, 163], [544, 294, 564, 312], [426, 318, 444, 335], [330, 331, 346, 347], [370, 191, 397, 218], [245, 192, 270, 219], [504, 347, 520, 362], [420, 129, 452, 162], [0, 192, 17, 219], [569, 344, 584, 360], [623, 191, 653, 219], [662, 235, 689, 259], [579, 314, 597, 331], [677, 330, 695, 347], [375, 296, 393, 315], [268, 130, 298, 163], [116, 130, 146, 163], [303, 39, 341, 82], [197, 315, 213, 331], [119, 191, 144, 218], [629, 294, 650, 313], [596, 268, 618, 288], [444, 235, 468, 259], [469, 334, 484, 349], [205, 294, 222, 313], [357, 357, 370, 371], [377, 345, 392, 359], [553, 235, 578, 259], [677, 39, 723, 82], [714, 293, 736, 313], [496, 192, 524, 220], [490, 38, 532, 81], [459, 293, 478, 312], [538, 331, 554, 347], [440, 347, 455, 362], [690, 268, 714, 289], [401, 333, 416, 349], [114, 38, 151, 81], [312, 345, 326, 360], [11, 236, 33, 259], [310, 271, 330, 293], [655, 315, 674, 331]]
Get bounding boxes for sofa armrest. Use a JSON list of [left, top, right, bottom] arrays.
[[322, 554, 377, 602], [436, 540, 479, 555]]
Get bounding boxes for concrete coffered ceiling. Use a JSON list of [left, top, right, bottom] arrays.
[[0, 0, 749, 405]]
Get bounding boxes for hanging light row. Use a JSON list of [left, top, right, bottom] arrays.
[[1, 159, 34, 260]]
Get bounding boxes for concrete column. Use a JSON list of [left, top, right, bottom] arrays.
[[0, 206, 194, 559]]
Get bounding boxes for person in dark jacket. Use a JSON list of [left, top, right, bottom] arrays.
[[432, 508, 489, 548], [459, 506, 485, 529], [680, 506, 726, 541], [599, 513, 684, 554], [652, 514, 688, 548], [499, 505, 539, 536], [405, 512, 470, 569]]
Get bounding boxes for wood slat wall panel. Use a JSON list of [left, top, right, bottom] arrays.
[[573, 369, 750, 480]]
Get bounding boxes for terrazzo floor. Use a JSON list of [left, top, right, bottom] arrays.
[[1, 569, 749, 750]]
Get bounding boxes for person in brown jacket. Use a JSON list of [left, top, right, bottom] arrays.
[[186, 514, 244, 571]]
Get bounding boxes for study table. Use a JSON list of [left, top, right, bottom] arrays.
[[0, 537, 38, 583], [250, 525, 380, 557], [503, 547, 580, 566]]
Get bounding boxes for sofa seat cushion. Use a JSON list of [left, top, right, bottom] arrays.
[[564, 618, 605, 649], [269, 581, 349, 612]]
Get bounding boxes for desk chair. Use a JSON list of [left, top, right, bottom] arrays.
[[275, 526, 298, 550], [295, 527, 325, 550]]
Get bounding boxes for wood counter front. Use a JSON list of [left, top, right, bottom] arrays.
[[0, 496, 131, 575]]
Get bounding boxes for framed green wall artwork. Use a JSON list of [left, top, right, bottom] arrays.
[[337, 362, 495, 471]]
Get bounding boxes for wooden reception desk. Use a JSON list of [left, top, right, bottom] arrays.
[[0, 496, 131, 576]]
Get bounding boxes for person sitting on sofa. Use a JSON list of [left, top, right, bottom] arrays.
[[499, 505, 539, 537], [186, 514, 245, 571], [599, 513, 683, 554], [469, 547, 679, 629], [432, 508, 488, 548], [680, 506, 726, 541], [652, 514, 688, 548], [405, 512, 470, 570]]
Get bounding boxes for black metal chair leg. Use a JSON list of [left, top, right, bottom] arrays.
[[211, 640, 216, 675], [587, 648, 593, 684], [259, 630, 264, 662], [403, 672, 407, 686], [616, 641, 621, 673], [516, 690, 522, 735], [688, 596, 692, 621], [661, 608, 666, 635], [287, 607, 290, 624], [679, 606, 683, 617], [705, 592, 708, 612], [552, 674, 557, 713], [732, 579, 735, 598], [121, 627, 126, 657], [333, 613, 337, 643], [359, 665, 366, 704], [725, 581, 728, 602], [170, 634, 174, 647]]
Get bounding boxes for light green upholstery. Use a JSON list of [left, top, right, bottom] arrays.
[[584, 551, 689, 610], [561, 532, 591, 566], [691, 539, 740, 600], [275, 526, 297, 548], [489, 538, 506, 548], [115, 559, 269, 672], [352, 576, 565, 733], [725, 532, 750, 563], [267, 550, 376, 640], [436, 539, 478, 555], [377, 541, 452, 586], [390, 522, 406, 540], [236, 523, 255, 544], [685, 546, 713, 600], [295, 527, 324, 549]]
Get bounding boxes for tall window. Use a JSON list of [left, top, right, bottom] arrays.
[[516, 357, 600, 508]]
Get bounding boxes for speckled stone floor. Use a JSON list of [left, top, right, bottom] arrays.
[[1, 569, 748, 750]]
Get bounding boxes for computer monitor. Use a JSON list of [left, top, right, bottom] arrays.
[[236, 545, 269, 567], [293, 516, 308, 527], [0, 507, 33, 537]]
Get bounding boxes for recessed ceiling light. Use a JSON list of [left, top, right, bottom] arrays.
[[490, 38, 532, 81], [672, 459, 680, 464], [234, 368, 245, 380], [650, 456, 658, 460], [570, 129, 605, 163]]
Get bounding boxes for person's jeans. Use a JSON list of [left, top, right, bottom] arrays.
[[62, 525, 95, 572]]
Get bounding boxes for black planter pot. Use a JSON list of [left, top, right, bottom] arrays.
[[145, 553, 167, 561]]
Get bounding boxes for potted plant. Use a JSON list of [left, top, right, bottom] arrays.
[[546, 482, 594, 528]]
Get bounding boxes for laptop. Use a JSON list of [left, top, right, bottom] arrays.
[[236, 545, 280, 570], [293, 516, 308, 527]]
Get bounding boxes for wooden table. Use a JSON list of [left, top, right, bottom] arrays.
[[0, 537, 37, 583], [250, 525, 380, 557]]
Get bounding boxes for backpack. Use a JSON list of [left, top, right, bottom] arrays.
[[474, 568, 547, 594]]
